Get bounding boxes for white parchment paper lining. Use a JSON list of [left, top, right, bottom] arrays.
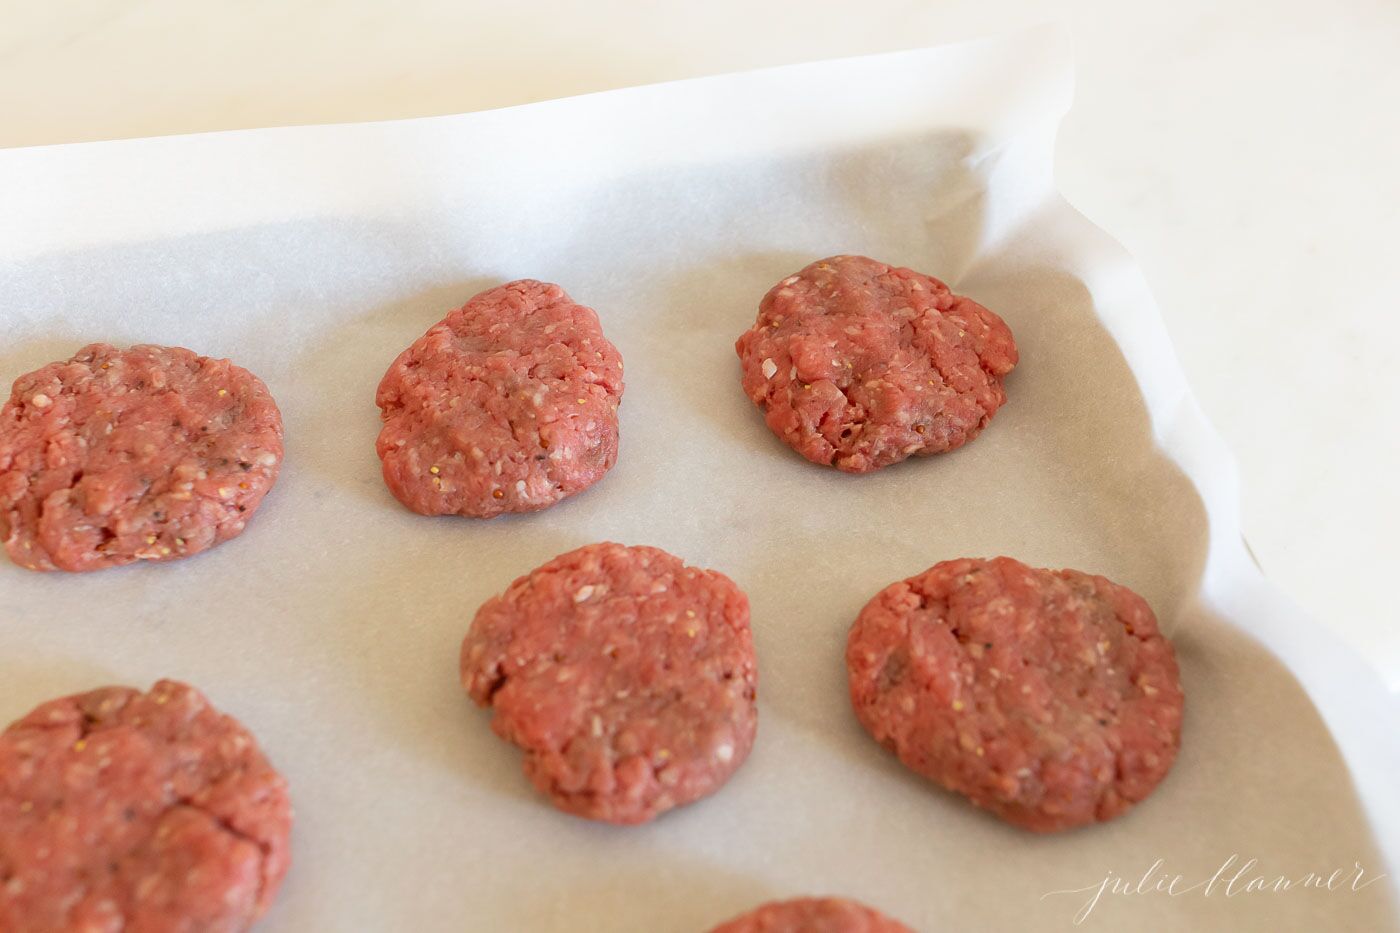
[[2, 27, 1396, 932]]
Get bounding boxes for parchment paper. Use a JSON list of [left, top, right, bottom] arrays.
[[1, 27, 1396, 932]]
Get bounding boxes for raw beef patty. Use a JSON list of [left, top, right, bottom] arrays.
[[708, 896, 914, 933], [0, 343, 283, 572], [736, 255, 1016, 473], [846, 556, 1183, 832], [376, 280, 623, 518], [460, 542, 756, 824], [0, 680, 292, 932]]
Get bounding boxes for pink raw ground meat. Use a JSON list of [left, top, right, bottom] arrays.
[[376, 280, 623, 518], [0, 344, 283, 572], [0, 680, 292, 932], [708, 897, 914, 933], [460, 543, 757, 824], [846, 557, 1183, 832], [735, 255, 1016, 473]]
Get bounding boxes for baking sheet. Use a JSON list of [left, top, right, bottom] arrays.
[[1, 27, 1396, 932]]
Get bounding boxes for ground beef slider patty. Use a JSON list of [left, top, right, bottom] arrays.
[[460, 543, 757, 824], [0, 680, 292, 932], [376, 280, 623, 518], [846, 556, 1183, 832], [735, 255, 1016, 473], [0, 344, 283, 572], [708, 896, 914, 932]]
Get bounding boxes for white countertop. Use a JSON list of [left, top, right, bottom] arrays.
[[4, 0, 1398, 687]]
